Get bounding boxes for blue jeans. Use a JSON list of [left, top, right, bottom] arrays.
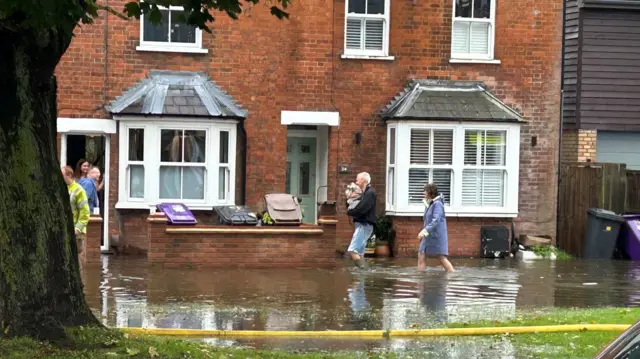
[[347, 222, 374, 256]]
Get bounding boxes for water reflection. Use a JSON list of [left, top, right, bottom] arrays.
[[82, 256, 640, 353]]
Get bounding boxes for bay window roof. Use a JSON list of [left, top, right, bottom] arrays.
[[107, 70, 247, 118], [381, 79, 525, 123]]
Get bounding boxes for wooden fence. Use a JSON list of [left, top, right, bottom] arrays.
[[557, 162, 631, 257], [627, 170, 640, 213]]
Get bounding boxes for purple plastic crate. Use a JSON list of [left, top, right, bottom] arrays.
[[621, 214, 640, 261], [156, 203, 197, 225]]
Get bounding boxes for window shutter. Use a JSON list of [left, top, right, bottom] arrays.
[[410, 129, 430, 164], [432, 169, 452, 205], [433, 130, 454, 165], [364, 19, 384, 51], [452, 21, 490, 56], [452, 21, 470, 54], [469, 22, 490, 55], [346, 19, 363, 50], [464, 130, 480, 165], [462, 169, 504, 206], [482, 130, 506, 166], [408, 129, 453, 205], [433, 130, 453, 204], [408, 168, 429, 204], [462, 130, 506, 207]]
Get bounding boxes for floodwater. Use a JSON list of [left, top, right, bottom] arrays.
[[81, 256, 640, 357]]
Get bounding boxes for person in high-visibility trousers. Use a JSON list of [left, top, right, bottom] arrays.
[[61, 166, 90, 258]]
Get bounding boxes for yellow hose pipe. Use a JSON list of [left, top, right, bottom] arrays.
[[120, 324, 631, 338]]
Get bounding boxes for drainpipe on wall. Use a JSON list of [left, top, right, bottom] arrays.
[[556, 0, 567, 245], [239, 119, 248, 205]]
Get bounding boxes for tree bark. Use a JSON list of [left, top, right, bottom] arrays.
[[0, 25, 100, 340]]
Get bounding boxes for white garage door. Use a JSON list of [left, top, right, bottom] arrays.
[[596, 131, 640, 170]]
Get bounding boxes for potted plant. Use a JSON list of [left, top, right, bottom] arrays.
[[373, 215, 394, 257], [365, 233, 376, 255]]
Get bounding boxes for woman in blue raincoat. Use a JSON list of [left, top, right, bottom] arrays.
[[417, 183, 455, 272]]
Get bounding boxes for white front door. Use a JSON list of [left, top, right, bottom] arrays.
[[286, 137, 317, 224]]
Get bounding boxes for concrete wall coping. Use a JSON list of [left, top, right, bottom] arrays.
[[165, 226, 324, 235]]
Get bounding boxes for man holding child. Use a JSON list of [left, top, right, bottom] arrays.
[[345, 172, 376, 269]]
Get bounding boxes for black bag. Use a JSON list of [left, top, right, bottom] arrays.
[[480, 225, 510, 258], [213, 205, 258, 226]]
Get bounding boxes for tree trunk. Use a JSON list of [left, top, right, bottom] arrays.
[[0, 25, 100, 340]]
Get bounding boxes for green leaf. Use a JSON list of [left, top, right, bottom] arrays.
[[123, 2, 141, 18], [148, 7, 163, 25]]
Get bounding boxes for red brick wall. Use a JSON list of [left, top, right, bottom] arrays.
[[56, 0, 562, 254], [391, 217, 511, 258], [82, 215, 103, 264], [115, 209, 220, 255], [146, 213, 337, 268]]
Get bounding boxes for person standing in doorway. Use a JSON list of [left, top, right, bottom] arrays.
[[417, 184, 455, 272], [346, 172, 377, 269], [74, 159, 90, 181], [62, 166, 91, 257], [79, 166, 100, 214]]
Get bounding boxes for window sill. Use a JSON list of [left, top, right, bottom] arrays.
[[385, 209, 518, 218], [136, 45, 209, 54], [449, 58, 501, 65], [115, 201, 214, 211], [341, 54, 395, 61]]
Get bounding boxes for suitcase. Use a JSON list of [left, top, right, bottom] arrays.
[[264, 193, 303, 226], [480, 225, 510, 258], [213, 205, 258, 226], [156, 203, 197, 225]]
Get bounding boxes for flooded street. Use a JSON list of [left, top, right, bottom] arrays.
[[81, 256, 640, 357]]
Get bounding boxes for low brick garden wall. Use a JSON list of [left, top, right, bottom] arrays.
[[81, 214, 103, 265], [146, 213, 338, 268]]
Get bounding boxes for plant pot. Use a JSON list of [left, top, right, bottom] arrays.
[[365, 248, 376, 256], [375, 243, 390, 257]]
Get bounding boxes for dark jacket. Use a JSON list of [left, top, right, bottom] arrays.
[[347, 184, 376, 225]]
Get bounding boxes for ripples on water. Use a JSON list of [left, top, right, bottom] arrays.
[[81, 256, 640, 356]]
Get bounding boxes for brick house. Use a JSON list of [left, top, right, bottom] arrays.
[[55, 0, 562, 257], [560, 0, 640, 170]]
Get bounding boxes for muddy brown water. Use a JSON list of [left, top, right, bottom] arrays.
[[81, 256, 640, 357]]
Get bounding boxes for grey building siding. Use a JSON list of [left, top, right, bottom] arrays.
[[578, 9, 640, 131], [596, 131, 640, 170], [562, 0, 580, 128]]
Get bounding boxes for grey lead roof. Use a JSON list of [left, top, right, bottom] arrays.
[[107, 70, 247, 118], [381, 79, 525, 123]]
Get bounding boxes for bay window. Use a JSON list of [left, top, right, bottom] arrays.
[[386, 121, 520, 217], [117, 119, 236, 210]]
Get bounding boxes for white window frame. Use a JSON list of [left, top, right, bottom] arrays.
[[386, 124, 397, 211], [116, 117, 237, 210], [124, 126, 148, 203], [343, 0, 391, 58], [386, 120, 520, 217], [156, 125, 210, 204], [450, 0, 497, 62], [136, 5, 208, 54]]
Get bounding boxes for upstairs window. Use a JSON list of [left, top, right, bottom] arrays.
[[344, 0, 390, 57], [451, 0, 495, 60], [138, 5, 206, 54]]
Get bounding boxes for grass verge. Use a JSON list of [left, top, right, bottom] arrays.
[[449, 307, 639, 359], [0, 307, 637, 358]]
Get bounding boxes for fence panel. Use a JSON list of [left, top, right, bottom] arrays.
[[557, 162, 627, 257]]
